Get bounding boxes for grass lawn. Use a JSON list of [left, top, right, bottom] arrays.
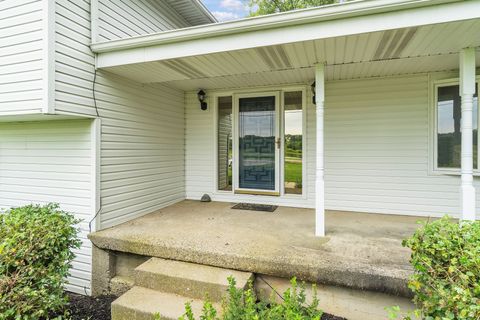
[[225, 160, 302, 188], [285, 160, 302, 184]]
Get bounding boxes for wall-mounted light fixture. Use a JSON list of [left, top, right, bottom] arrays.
[[311, 82, 316, 105], [197, 89, 208, 110]]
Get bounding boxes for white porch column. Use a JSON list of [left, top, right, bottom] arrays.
[[460, 48, 476, 221], [315, 63, 326, 236]]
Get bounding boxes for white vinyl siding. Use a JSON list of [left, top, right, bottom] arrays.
[[0, 119, 94, 294], [185, 75, 480, 218], [52, 0, 186, 293], [97, 73, 186, 229], [54, 0, 187, 229], [185, 93, 215, 197], [96, 0, 189, 42], [325, 75, 480, 218], [0, 0, 44, 115], [54, 0, 97, 117]]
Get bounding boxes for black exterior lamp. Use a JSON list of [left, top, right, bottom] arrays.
[[311, 81, 316, 105], [197, 89, 208, 110]]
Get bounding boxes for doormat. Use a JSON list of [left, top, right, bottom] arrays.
[[231, 203, 278, 212]]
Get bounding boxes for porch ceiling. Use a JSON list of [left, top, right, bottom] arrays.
[[101, 18, 480, 90]]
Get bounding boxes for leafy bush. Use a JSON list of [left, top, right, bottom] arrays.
[[402, 216, 480, 320], [0, 204, 81, 319], [179, 276, 323, 320]]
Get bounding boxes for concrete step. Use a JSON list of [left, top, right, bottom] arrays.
[[111, 286, 220, 320], [110, 275, 134, 296], [134, 257, 254, 302]]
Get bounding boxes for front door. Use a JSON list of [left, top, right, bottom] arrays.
[[234, 92, 280, 195]]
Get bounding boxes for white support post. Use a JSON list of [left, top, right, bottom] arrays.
[[315, 63, 326, 236], [459, 48, 476, 221]]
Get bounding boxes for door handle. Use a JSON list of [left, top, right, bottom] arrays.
[[276, 137, 281, 149]]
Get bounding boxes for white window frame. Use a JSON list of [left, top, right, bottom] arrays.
[[430, 77, 480, 175], [213, 85, 307, 199]]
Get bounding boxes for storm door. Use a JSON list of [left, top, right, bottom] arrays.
[[234, 92, 280, 195]]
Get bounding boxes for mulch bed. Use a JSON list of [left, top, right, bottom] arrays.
[[323, 314, 347, 320], [64, 292, 346, 320], [65, 292, 116, 320]]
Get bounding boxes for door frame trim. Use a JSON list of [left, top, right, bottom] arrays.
[[212, 84, 308, 201]]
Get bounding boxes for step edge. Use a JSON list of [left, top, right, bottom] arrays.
[[134, 268, 253, 289], [112, 286, 221, 318], [135, 258, 253, 278]]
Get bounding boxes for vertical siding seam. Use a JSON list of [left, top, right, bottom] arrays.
[[90, 0, 99, 44], [42, 0, 55, 114]]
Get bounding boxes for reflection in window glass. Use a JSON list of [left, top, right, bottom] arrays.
[[238, 96, 276, 190], [284, 91, 303, 194], [437, 84, 478, 168], [217, 96, 233, 191]]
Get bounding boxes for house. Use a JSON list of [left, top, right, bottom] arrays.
[[0, 0, 479, 317]]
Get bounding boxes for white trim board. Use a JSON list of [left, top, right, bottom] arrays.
[[90, 118, 101, 232]]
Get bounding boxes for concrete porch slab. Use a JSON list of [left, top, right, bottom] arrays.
[[89, 200, 423, 297]]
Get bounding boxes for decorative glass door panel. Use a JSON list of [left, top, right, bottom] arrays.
[[236, 95, 279, 193]]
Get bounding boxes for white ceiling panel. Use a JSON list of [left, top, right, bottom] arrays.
[[102, 19, 480, 90], [403, 19, 480, 57], [106, 62, 189, 83], [159, 53, 479, 91]]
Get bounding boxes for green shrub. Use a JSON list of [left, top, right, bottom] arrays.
[[179, 276, 323, 320], [402, 216, 480, 320], [0, 203, 81, 319]]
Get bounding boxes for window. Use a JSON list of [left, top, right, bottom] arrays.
[[284, 91, 303, 194], [217, 96, 233, 191], [436, 83, 478, 170]]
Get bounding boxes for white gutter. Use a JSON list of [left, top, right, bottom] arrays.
[[91, 0, 459, 53]]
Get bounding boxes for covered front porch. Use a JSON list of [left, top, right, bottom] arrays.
[[84, 2, 480, 318], [92, 0, 480, 237], [90, 200, 419, 297]]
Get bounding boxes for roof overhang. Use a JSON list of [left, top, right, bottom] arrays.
[[165, 0, 217, 26], [92, 0, 480, 69], [92, 0, 480, 90]]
